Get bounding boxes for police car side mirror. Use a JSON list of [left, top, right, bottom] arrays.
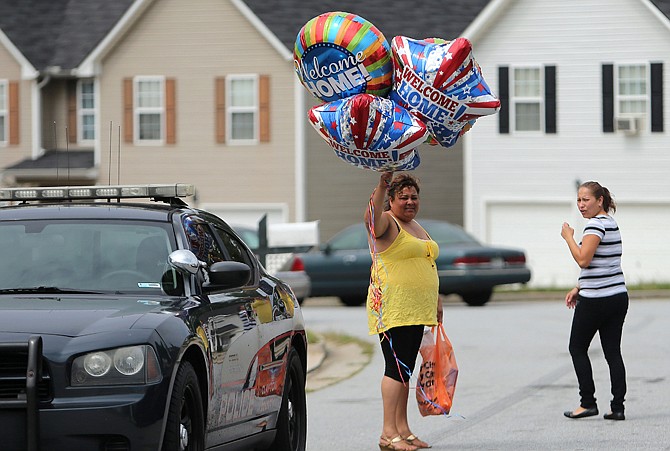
[[204, 261, 251, 291], [168, 250, 202, 275]]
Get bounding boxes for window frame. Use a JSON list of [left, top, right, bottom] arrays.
[[0, 79, 7, 146], [134, 75, 165, 145], [615, 62, 649, 121], [511, 65, 544, 133], [77, 79, 96, 143], [226, 74, 259, 145]]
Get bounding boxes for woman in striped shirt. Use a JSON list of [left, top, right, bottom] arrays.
[[561, 181, 628, 421]]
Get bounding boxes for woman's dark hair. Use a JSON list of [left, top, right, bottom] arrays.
[[580, 181, 616, 214], [384, 173, 420, 211]]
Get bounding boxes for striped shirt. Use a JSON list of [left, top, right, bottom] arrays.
[[578, 215, 627, 298]]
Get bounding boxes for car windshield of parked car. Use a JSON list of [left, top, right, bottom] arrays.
[[0, 220, 178, 294], [330, 222, 479, 251], [422, 221, 481, 246], [232, 226, 260, 250], [329, 225, 370, 251]]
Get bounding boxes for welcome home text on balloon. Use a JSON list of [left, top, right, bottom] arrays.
[[394, 66, 465, 124], [325, 136, 404, 168], [295, 46, 372, 101]]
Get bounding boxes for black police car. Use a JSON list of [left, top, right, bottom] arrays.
[[0, 184, 307, 451]]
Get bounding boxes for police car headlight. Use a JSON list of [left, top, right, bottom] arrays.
[[72, 345, 162, 386], [114, 346, 144, 376], [83, 352, 112, 377]]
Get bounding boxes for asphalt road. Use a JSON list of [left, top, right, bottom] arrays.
[[301, 295, 670, 450]]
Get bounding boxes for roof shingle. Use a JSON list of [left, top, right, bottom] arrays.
[[0, 0, 134, 71], [240, 0, 494, 54]]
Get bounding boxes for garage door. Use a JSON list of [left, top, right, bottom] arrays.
[[486, 201, 669, 289], [611, 203, 668, 286], [485, 201, 579, 288]]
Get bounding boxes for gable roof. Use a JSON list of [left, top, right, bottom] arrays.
[[0, 0, 134, 72], [240, 0, 494, 54], [651, 0, 670, 19], [241, 0, 670, 57], [2, 0, 669, 74]]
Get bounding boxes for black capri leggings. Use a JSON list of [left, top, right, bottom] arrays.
[[379, 325, 424, 383]]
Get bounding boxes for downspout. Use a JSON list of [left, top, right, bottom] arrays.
[[294, 76, 306, 222], [32, 74, 51, 159]]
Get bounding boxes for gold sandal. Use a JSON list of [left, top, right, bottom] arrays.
[[404, 434, 432, 449], [379, 435, 418, 451]]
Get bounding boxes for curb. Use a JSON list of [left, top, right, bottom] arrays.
[[306, 338, 326, 373], [490, 289, 670, 302]]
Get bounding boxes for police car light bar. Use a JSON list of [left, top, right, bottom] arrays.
[[0, 184, 195, 202]]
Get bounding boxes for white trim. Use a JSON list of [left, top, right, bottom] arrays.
[[463, 129, 473, 233], [0, 28, 38, 79], [510, 65, 545, 133], [231, 0, 293, 61], [31, 81, 44, 159], [226, 74, 259, 145], [0, 80, 6, 146], [461, 0, 512, 43], [294, 77, 306, 222], [134, 75, 165, 145], [77, 79, 97, 144], [614, 62, 651, 126], [94, 80, 102, 166], [640, 0, 670, 33], [77, 0, 155, 76]]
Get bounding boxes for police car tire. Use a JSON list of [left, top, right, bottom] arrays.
[[270, 348, 307, 451], [163, 361, 205, 451]]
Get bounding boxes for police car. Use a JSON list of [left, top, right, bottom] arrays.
[[0, 184, 307, 451]]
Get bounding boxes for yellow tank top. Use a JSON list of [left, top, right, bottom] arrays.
[[367, 219, 439, 335]]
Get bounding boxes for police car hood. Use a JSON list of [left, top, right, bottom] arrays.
[[0, 295, 178, 337]]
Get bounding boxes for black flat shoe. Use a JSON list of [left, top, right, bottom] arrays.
[[564, 407, 599, 419], [604, 411, 625, 421]]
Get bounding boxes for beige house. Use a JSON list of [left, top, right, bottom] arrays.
[[0, 0, 491, 240]]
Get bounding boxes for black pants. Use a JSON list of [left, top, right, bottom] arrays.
[[379, 325, 424, 383], [568, 292, 629, 412]]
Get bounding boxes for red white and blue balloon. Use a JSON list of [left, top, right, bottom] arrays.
[[308, 93, 427, 171], [390, 36, 500, 148]]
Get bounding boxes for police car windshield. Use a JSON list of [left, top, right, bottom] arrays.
[[0, 220, 177, 294]]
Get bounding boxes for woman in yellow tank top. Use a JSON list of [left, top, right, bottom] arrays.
[[365, 172, 442, 451]]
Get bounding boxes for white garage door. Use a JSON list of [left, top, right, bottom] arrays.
[[486, 201, 669, 289], [485, 201, 580, 288], [611, 203, 669, 286]]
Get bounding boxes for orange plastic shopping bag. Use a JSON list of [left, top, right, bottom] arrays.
[[416, 324, 458, 416]]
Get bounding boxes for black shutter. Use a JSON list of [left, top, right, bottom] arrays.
[[544, 66, 556, 134], [651, 62, 664, 132], [602, 64, 614, 133], [498, 66, 509, 134]]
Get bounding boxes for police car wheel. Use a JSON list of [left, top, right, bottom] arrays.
[[163, 361, 205, 451]]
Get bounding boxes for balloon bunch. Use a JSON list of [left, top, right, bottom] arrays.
[[294, 11, 501, 172]]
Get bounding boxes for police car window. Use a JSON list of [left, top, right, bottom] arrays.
[[214, 227, 254, 268], [182, 216, 224, 265]]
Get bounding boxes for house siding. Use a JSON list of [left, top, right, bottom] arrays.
[[304, 96, 465, 241], [0, 43, 33, 174], [97, 0, 297, 221], [467, 0, 670, 286]]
